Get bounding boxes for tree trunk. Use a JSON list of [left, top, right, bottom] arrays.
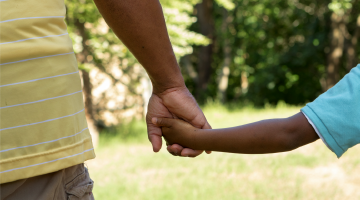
[[217, 8, 231, 103], [75, 19, 100, 147], [183, 55, 198, 83], [326, 13, 346, 90], [241, 71, 249, 94], [196, 0, 214, 100], [80, 70, 99, 147], [346, 15, 360, 71]]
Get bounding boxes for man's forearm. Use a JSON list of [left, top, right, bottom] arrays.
[[94, 0, 184, 94], [192, 113, 319, 154]]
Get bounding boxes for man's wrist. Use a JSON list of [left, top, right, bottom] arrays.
[[147, 58, 186, 95], [152, 81, 187, 96]]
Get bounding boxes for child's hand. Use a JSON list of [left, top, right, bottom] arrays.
[[152, 118, 200, 150]]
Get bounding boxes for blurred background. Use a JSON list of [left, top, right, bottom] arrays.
[[64, 0, 360, 199]]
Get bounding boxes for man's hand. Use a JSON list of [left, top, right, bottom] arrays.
[[146, 86, 211, 157]]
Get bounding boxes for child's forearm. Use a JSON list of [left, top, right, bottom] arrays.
[[191, 113, 319, 154]]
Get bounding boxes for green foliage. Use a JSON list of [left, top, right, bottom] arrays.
[[65, 0, 138, 66], [65, 0, 359, 110], [329, 0, 353, 15], [65, 0, 100, 23], [215, 0, 235, 10], [161, 0, 210, 58], [185, 0, 358, 106], [65, 0, 209, 61]]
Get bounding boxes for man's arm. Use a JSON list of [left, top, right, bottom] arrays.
[[154, 112, 319, 154], [93, 0, 211, 156], [93, 0, 182, 94]]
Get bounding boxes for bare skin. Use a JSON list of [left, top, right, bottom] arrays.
[[153, 112, 319, 154], [93, 0, 211, 156]]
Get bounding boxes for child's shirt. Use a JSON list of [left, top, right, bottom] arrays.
[[301, 64, 360, 158]]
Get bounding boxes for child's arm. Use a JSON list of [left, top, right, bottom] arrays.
[[152, 112, 319, 154]]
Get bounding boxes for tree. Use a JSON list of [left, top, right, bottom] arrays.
[[326, 0, 359, 90]]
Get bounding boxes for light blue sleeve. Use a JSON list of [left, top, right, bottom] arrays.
[[301, 64, 360, 158]]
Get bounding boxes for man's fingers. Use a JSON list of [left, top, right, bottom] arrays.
[[152, 117, 173, 127], [202, 121, 212, 129], [147, 122, 163, 152], [201, 119, 212, 154], [148, 133, 162, 152]]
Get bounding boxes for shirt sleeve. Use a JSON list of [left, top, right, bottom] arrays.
[[300, 64, 360, 158], [301, 112, 333, 151]]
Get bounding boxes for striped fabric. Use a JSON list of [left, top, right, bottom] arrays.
[[0, 0, 95, 184]]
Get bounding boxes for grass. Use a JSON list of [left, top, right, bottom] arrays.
[[87, 103, 360, 200]]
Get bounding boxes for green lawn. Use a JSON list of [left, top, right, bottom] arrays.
[[87, 104, 360, 200]]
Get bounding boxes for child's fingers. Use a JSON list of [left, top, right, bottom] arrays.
[[167, 144, 183, 156], [152, 117, 173, 127], [181, 148, 204, 157]]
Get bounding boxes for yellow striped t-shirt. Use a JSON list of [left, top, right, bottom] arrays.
[[0, 0, 95, 184]]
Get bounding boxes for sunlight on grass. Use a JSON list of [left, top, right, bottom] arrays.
[[87, 104, 360, 200]]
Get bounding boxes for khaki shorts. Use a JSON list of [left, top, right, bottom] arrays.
[[0, 164, 94, 200]]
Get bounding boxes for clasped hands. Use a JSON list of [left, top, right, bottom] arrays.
[[146, 86, 211, 157], [153, 117, 203, 152]]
